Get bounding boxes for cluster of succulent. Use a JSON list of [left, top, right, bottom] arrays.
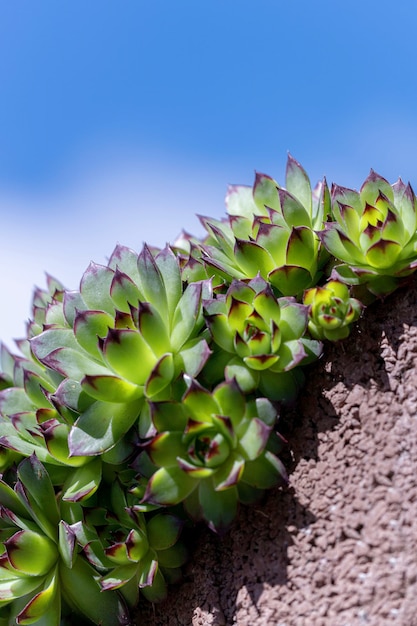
[[1, 155, 417, 625]]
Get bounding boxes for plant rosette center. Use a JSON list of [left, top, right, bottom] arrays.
[[186, 427, 231, 469]]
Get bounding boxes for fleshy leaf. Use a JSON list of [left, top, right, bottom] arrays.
[[147, 514, 183, 551], [142, 466, 197, 506], [103, 328, 157, 385], [285, 154, 312, 215], [16, 566, 60, 625], [68, 399, 142, 456], [62, 458, 102, 502], [59, 556, 129, 626], [198, 480, 238, 533], [80, 263, 115, 315], [171, 283, 203, 351], [5, 530, 57, 576]]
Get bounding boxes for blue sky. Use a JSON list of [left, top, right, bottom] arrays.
[[1, 0, 417, 346]]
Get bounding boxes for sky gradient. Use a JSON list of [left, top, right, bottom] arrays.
[[1, 1, 417, 346]]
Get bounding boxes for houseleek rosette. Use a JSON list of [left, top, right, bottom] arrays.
[[0, 340, 134, 505], [26, 244, 211, 458], [96, 511, 187, 605], [188, 155, 330, 296], [303, 280, 363, 341], [203, 276, 322, 402], [319, 171, 417, 295], [0, 455, 129, 626], [141, 377, 287, 532]]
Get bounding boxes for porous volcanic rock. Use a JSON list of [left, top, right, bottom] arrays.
[[136, 278, 417, 626]]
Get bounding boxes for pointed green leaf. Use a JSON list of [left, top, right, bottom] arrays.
[[170, 282, 203, 351], [183, 379, 218, 421], [5, 530, 57, 576], [285, 154, 312, 215], [81, 373, 143, 403], [60, 557, 129, 626], [62, 458, 102, 502], [110, 268, 142, 313], [147, 432, 185, 468], [103, 328, 157, 385], [16, 566, 60, 625], [198, 480, 238, 532], [80, 263, 115, 315], [68, 399, 142, 456], [253, 172, 281, 213], [142, 466, 197, 506], [360, 169, 394, 205], [137, 302, 170, 356], [234, 239, 275, 279], [137, 245, 168, 314], [255, 222, 288, 266], [107, 244, 141, 285], [242, 450, 287, 489], [212, 379, 245, 428], [286, 226, 316, 270], [212, 456, 244, 491], [58, 522, 76, 569], [238, 418, 272, 460], [225, 184, 260, 219], [17, 456, 59, 530], [147, 514, 183, 551], [74, 310, 114, 359], [365, 239, 402, 269], [43, 422, 89, 467], [145, 353, 174, 398], [100, 563, 137, 590], [278, 299, 308, 339], [278, 188, 312, 228], [155, 246, 183, 320], [268, 265, 313, 296], [0, 480, 29, 518], [179, 337, 211, 378]]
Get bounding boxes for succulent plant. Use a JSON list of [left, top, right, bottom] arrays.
[[303, 280, 363, 341], [203, 275, 322, 401], [319, 171, 417, 295], [97, 511, 187, 604], [183, 155, 330, 296], [0, 455, 129, 626], [23, 244, 211, 458], [3, 152, 414, 623], [140, 377, 287, 532]]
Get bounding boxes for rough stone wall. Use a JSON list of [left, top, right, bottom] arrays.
[[136, 279, 417, 626]]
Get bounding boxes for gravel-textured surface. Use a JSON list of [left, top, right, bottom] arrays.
[[136, 280, 417, 626]]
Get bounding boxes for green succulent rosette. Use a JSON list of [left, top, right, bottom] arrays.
[[319, 171, 417, 295], [0, 455, 129, 626], [189, 154, 330, 296], [202, 276, 322, 402], [303, 280, 363, 341], [140, 377, 287, 532], [25, 244, 211, 458], [96, 511, 188, 605], [0, 339, 137, 505]]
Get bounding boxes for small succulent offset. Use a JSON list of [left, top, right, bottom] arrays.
[[1, 155, 417, 625], [303, 280, 363, 341], [320, 171, 417, 296]]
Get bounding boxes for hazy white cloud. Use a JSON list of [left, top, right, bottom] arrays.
[[0, 154, 227, 349]]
